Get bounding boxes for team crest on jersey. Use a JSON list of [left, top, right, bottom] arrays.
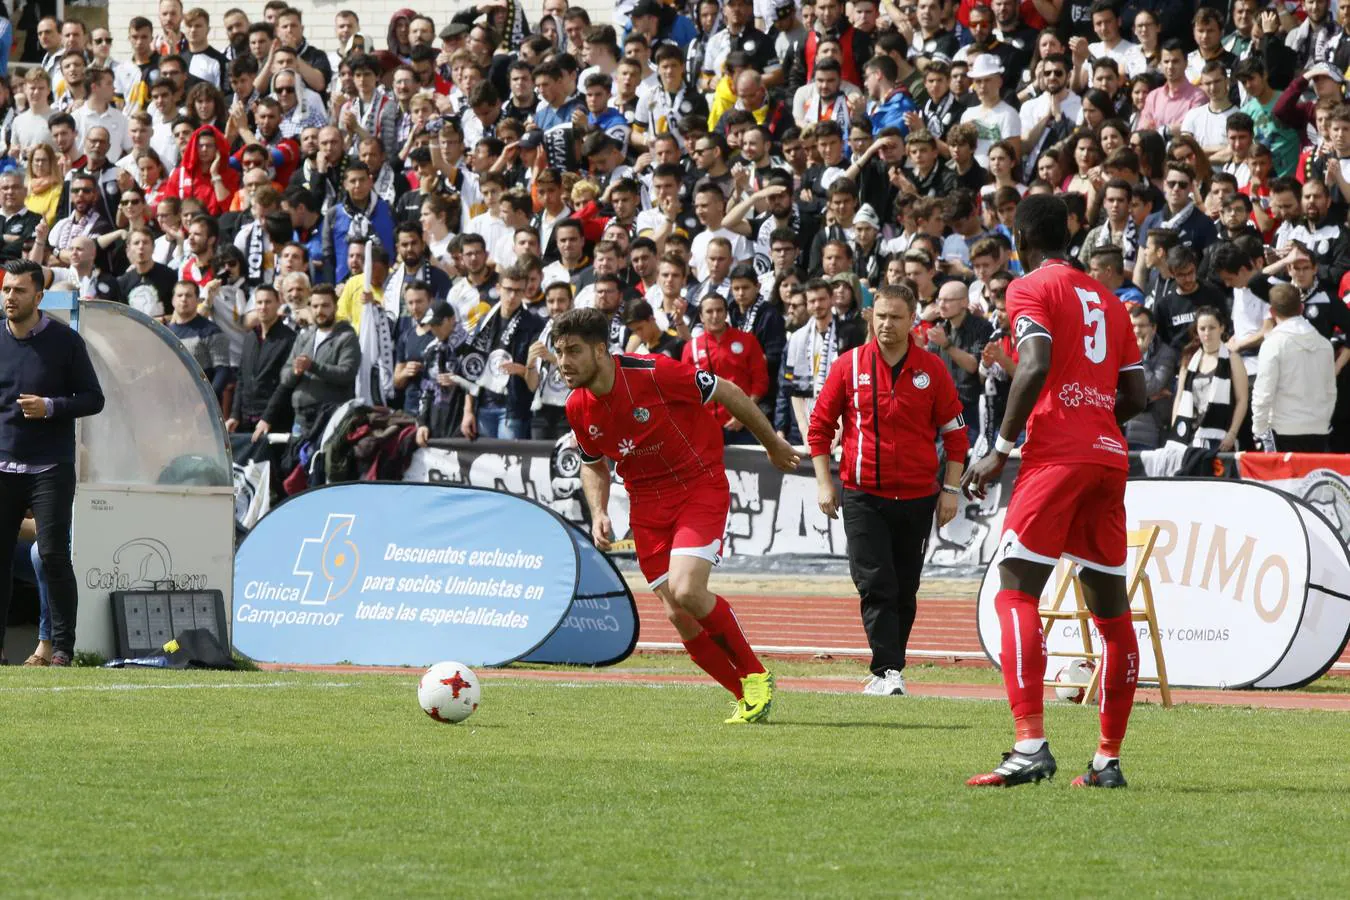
[[730, 341, 744, 354], [912, 372, 930, 389], [633, 406, 650, 423], [858, 373, 871, 386]]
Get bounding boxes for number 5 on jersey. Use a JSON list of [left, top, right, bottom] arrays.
[[1076, 287, 1107, 364]]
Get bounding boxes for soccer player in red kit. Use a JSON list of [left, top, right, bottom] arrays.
[[962, 195, 1148, 789], [553, 308, 801, 723]]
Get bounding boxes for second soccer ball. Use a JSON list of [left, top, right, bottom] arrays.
[[1053, 658, 1096, 703]]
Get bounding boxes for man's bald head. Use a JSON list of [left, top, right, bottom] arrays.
[[735, 69, 766, 108], [938, 280, 968, 303], [937, 278, 969, 320]]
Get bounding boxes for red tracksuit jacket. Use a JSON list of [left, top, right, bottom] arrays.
[[808, 340, 970, 499], [682, 326, 770, 425]]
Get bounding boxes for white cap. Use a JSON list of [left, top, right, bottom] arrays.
[[968, 54, 1005, 80], [1306, 63, 1345, 85]]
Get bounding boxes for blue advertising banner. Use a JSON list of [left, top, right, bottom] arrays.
[[233, 483, 580, 667], [523, 523, 639, 665]]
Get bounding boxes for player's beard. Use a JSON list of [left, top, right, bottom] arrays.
[[563, 349, 602, 389]]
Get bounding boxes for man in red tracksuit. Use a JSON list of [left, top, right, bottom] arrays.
[[808, 283, 969, 696], [682, 293, 769, 443]]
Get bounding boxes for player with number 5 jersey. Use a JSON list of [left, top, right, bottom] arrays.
[[962, 195, 1148, 791]]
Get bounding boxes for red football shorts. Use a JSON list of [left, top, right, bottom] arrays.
[[631, 486, 729, 588], [999, 464, 1128, 575]]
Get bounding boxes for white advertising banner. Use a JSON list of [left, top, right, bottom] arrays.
[[73, 484, 236, 657], [977, 479, 1350, 689]]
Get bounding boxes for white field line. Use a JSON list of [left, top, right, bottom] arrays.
[[0, 680, 356, 694], [638, 641, 987, 659], [638, 643, 1350, 673]]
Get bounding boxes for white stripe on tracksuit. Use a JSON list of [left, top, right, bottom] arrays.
[[850, 349, 862, 486]]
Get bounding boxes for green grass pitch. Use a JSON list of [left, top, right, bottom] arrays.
[[1, 668, 1346, 897]]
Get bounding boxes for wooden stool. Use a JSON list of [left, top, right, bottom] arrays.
[[1039, 526, 1172, 709]]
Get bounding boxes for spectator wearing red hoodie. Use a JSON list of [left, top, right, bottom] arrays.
[[163, 124, 239, 217], [682, 292, 769, 442]]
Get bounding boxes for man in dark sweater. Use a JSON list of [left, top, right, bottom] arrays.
[[0, 259, 105, 667], [226, 285, 295, 435]]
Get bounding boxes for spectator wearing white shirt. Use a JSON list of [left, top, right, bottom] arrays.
[[687, 183, 753, 281], [1178, 62, 1236, 154], [7, 70, 55, 162], [1019, 54, 1080, 179], [958, 54, 1020, 168], [1079, 3, 1147, 89], [1252, 283, 1339, 453], [491, 193, 535, 271], [75, 69, 133, 158], [88, 26, 143, 105]]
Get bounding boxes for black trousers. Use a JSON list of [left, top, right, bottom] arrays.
[[530, 405, 569, 441], [1273, 433, 1329, 453], [841, 489, 937, 677], [0, 465, 78, 657]]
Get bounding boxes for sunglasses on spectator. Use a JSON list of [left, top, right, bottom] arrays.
[[1165, 180, 1191, 188], [275, 86, 296, 95], [93, 37, 113, 45], [71, 187, 94, 194]]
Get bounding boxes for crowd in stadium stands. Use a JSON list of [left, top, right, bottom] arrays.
[[4, 0, 1350, 453]]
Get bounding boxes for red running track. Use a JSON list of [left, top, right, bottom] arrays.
[[634, 593, 1350, 669]]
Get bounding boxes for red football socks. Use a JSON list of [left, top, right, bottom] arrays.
[[683, 631, 744, 699], [1093, 613, 1140, 758], [996, 589, 1047, 741], [697, 596, 766, 676]]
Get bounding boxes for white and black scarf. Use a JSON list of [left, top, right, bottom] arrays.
[[531, 319, 570, 410], [344, 193, 378, 246], [384, 256, 436, 319], [1120, 215, 1141, 269], [607, 308, 626, 353], [755, 207, 799, 274], [811, 316, 838, 397], [372, 163, 397, 206], [469, 301, 528, 391], [357, 302, 396, 406], [355, 88, 388, 138], [731, 295, 769, 336], [244, 220, 269, 286], [1162, 201, 1197, 232], [921, 93, 956, 140]]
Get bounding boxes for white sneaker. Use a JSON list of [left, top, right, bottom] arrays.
[[862, 670, 907, 696], [862, 674, 890, 695]]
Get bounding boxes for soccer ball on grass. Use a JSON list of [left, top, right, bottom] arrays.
[[1053, 658, 1096, 703], [418, 661, 481, 723]]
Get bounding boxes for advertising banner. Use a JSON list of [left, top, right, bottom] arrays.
[[976, 480, 1350, 689], [404, 441, 1013, 574], [1235, 454, 1350, 548], [234, 483, 585, 667], [523, 522, 639, 665]]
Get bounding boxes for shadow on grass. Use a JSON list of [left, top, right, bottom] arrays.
[[1163, 784, 1347, 796], [774, 721, 973, 731]]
